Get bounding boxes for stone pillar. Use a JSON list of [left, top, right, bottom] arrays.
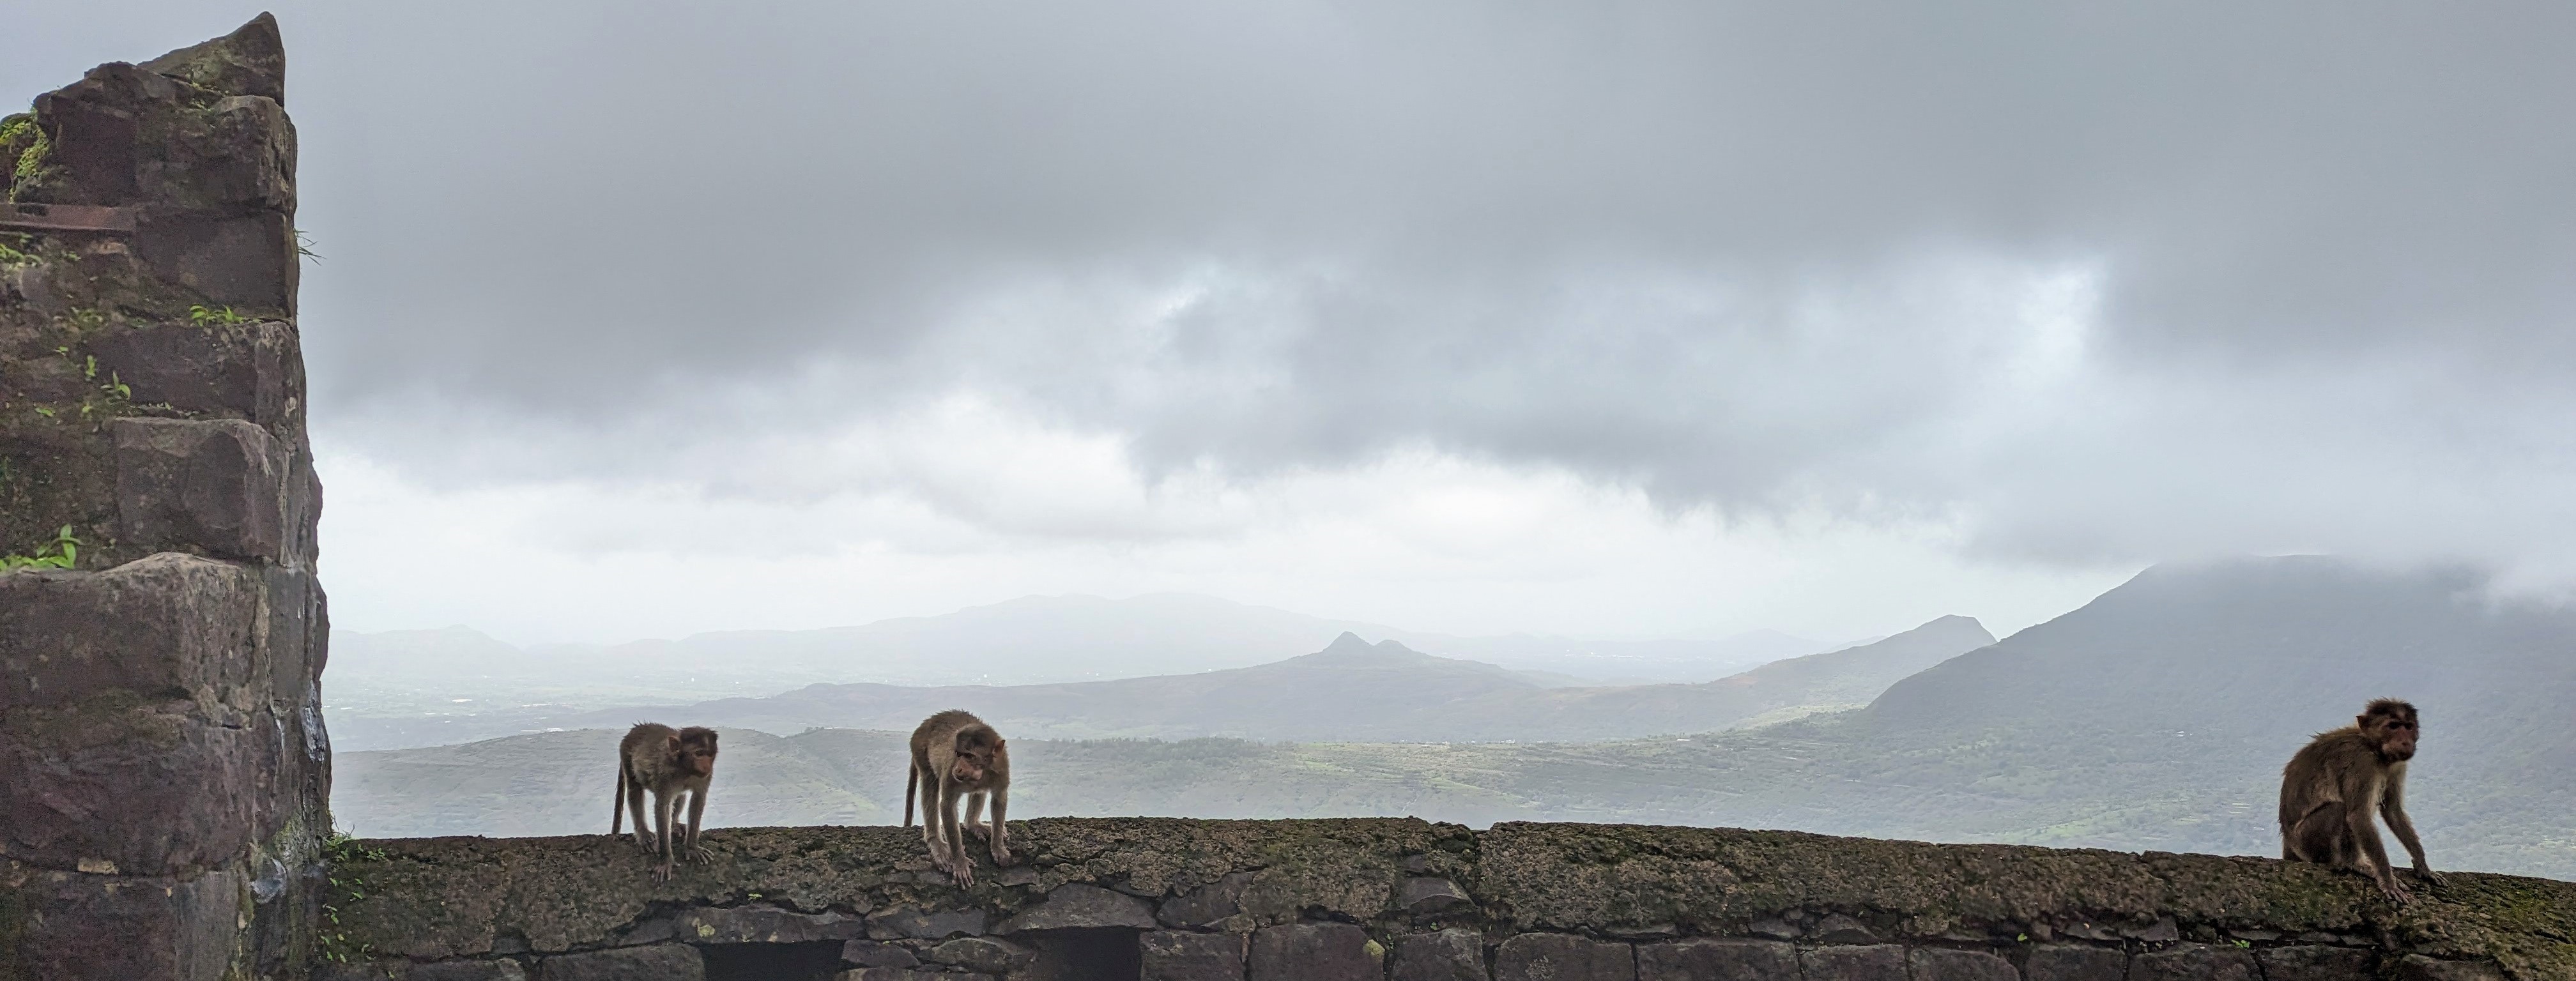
[[0, 15, 331, 980]]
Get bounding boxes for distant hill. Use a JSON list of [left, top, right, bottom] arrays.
[[329, 616, 1986, 750], [326, 592, 1836, 738], [331, 558, 2576, 882]]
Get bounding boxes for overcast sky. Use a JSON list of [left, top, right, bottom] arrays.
[[13, 2, 2575, 645]]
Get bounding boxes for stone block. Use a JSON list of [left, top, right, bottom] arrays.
[[1250, 923, 1379, 981], [316, 960, 530, 981], [997, 883, 1157, 932], [1809, 915, 1880, 943], [1, 696, 282, 876], [2130, 944, 2258, 981], [931, 935, 1038, 974], [838, 971, 990, 981], [533, 943, 705, 981], [1400, 876, 1472, 915], [3, 864, 241, 981], [867, 906, 991, 939], [1392, 929, 1488, 981], [1800, 944, 1906, 981], [841, 939, 919, 968], [1161, 871, 1253, 927], [1635, 938, 1795, 980], [2026, 945, 2126, 981], [1912, 947, 2018, 981], [134, 209, 296, 314], [1142, 930, 1246, 981], [88, 319, 307, 435], [672, 904, 864, 944], [0, 552, 264, 712], [139, 13, 288, 104], [1494, 932, 1634, 981], [2256, 945, 2374, 981], [2391, 956, 2506, 981], [113, 418, 300, 563]]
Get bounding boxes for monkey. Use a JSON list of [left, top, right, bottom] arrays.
[[2278, 698, 2442, 903], [611, 722, 719, 882], [904, 709, 1015, 887]]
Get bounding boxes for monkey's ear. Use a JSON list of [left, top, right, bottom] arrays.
[[993, 738, 1006, 749], [667, 734, 682, 750]]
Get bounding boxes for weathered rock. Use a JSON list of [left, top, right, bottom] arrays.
[[2130, 944, 2259, 981], [0, 694, 284, 876], [138, 11, 287, 105], [1809, 914, 1880, 943], [1391, 929, 1488, 981], [0, 863, 241, 981], [0, 552, 264, 712], [929, 936, 1036, 974], [2255, 945, 2374, 981], [997, 883, 1156, 932], [1250, 923, 1378, 981], [672, 904, 864, 944], [2024, 945, 2126, 981], [1908, 947, 2017, 981], [840, 939, 919, 968], [1400, 876, 1473, 915], [867, 906, 990, 939], [1800, 944, 1906, 981], [533, 943, 704, 981], [837, 970, 990, 981], [87, 319, 307, 436], [1162, 871, 1254, 927], [1142, 930, 1246, 981], [2392, 956, 2508, 981], [316, 960, 530, 981], [112, 418, 297, 563], [1635, 938, 1797, 981], [133, 209, 297, 313], [1494, 932, 1634, 981]]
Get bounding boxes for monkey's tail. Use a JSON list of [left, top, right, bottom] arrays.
[[903, 761, 918, 828], [612, 764, 627, 837]]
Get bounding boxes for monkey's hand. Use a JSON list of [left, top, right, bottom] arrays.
[[687, 844, 712, 865], [949, 856, 977, 889], [991, 844, 1016, 867], [966, 821, 990, 841], [2413, 865, 2445, 886], [2377, 875, 2414, 904], [652, 860, 675, 884]]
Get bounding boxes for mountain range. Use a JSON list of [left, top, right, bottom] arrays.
[[333, 557, 2576, 881], [325, 593, 1840, 738], [328, 615, 1988, 750]]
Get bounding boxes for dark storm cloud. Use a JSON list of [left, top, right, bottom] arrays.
[[14, 1, 2576, 562]]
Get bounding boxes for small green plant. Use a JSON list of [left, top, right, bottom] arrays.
[[0, 236, 33, 268], [1, 525, 79, 570], [188, 304, 249, 326], [294, 229, 323, 261], [318, 829, 388, 964]]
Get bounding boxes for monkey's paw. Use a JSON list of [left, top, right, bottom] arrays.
[[966, 822, 990, 841], [652, 862, 675, 883], [687, 846, 712, 865], [2414, 867, 2446, 886], [2379, 879, 2414, 904], [949, 860, 977, 889], [991, 846, 1017, 867]]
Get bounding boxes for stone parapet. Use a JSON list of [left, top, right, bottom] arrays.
[[314, 819, 2570, 981]]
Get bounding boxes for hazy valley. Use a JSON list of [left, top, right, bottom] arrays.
[[330, 557, 2576, 882]]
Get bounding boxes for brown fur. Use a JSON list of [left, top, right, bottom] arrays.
[[905, 709, 1015, 886], [612, 722, 719, 882], [2278, 699, 2439, 902]]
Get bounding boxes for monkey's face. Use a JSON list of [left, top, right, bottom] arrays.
[[685, 745, 719, 777], [2363, 710, 2419, 761], [950, 750, 988, 783]]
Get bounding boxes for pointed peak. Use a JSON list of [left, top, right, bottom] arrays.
[[1324, 631, 1374, 652]]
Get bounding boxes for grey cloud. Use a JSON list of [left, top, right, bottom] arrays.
[[15, 1, 2576, 563]]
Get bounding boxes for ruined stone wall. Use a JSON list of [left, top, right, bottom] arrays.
[[0, 15, 331, 981], [319, 819, 2570, 981]]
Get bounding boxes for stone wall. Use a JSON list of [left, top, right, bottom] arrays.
[[0, 15, 331, 981], [318, 819, 2571, 981]]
